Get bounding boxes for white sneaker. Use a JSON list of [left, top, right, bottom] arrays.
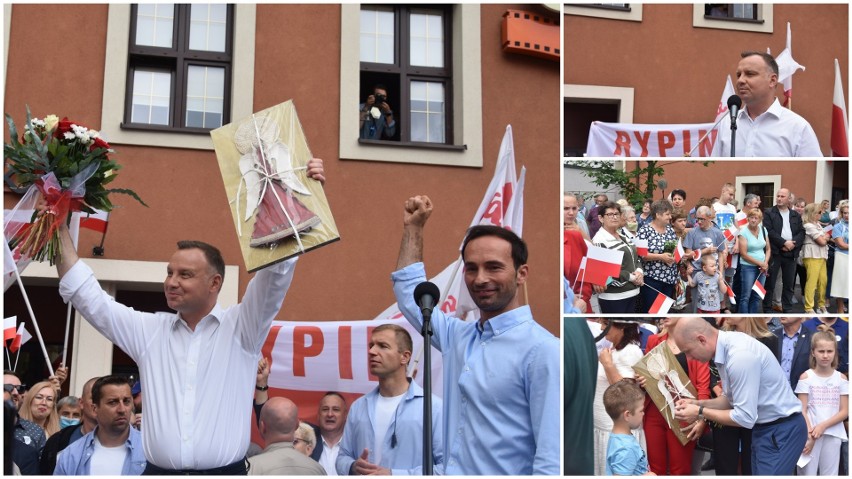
[[818, 307, 829, 314]]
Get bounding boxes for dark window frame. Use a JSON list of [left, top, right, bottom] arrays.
[[123, 4, 234, 134], [704, 4, 763, 24], [359, 4, 455, 146]]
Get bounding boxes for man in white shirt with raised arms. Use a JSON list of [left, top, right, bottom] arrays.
[[52, 159, 326, 475]]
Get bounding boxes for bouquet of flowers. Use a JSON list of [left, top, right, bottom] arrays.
[[4, 108, 146, 264]]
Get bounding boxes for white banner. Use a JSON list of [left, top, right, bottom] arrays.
[[586, 121, 719, 157]]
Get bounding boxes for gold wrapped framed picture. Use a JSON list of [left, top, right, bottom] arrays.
[[633, 341, 699, 446], [211, 100, 339, 272]]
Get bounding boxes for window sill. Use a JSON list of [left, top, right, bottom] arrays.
[[357, 138, 467, 152], [120, 123, 216, 135], [703, 15, 764, 25]]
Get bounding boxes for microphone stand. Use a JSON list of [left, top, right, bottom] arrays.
[[421, 308, 433, 475], [729, 111, 738, 157]]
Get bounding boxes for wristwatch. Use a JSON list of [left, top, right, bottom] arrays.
[[698, 405, 705, 421], [255, 385, 268, 391]]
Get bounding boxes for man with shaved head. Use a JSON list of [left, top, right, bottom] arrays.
[[249, 397, 326, 475], [671, 317, 807, 475], [762, 187, 805, 313]]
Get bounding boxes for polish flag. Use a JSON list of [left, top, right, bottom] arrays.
[[575, 256, 588, 284], [648, 293, 674, 315], [634, 238, 649, 257], [752, 279, 767, 300], [715, 75, 736, 122], [3, 316, 16, 342], [583, 244, 624, 286], [9, 323, 31, 353], [723, 226, 739, 243], [775, 23, 805, 108], [673, 239, 686, 263], [726, 253, 738, 269], [832, 58, 849, 157], [726, 284, 737, 305], [735, 211, 748, 228], [80, 209, 109, 234], [824, 224, 834, 236]]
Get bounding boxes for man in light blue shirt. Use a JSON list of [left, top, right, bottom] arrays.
[[54, 375, 146, 475], [336, 324, 442, 475], [673, 317, 807, 475], [391, 195, 560, 475]]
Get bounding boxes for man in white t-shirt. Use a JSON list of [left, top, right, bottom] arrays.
[[713, 183, 738, 309], [54, 375, 146, 475], [336, 324, 443, 475]]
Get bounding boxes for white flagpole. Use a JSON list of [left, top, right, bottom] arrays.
[[61, 213, 81, 366], [11, 265, 54, 376], [4, 343, 11, 370], [14, 342, 21, 371], [411, 257, 462, 379]]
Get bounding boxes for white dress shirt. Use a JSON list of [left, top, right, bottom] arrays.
[[712, 98, 823, 157], [319, 437, 341, 475], [59, 257, 298, 470]]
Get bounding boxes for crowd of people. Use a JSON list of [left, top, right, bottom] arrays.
[[564, 317, 848, 476], [4, 183, 560, 476], [564, 185, 849, 315]]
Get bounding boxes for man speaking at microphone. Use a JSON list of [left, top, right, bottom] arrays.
[[390, 195, 560, 475], [712, 51, 822, 157]]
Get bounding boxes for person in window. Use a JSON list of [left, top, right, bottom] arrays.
[[359, 84, 396, 140]]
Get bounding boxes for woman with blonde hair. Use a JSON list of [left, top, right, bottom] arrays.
[[721, 317, 778, 355], [802, 203, 829, 314], [18, 381, 60, 438], [294, 421, 317, 457]]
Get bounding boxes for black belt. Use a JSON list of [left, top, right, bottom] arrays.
[[143, 457, 248, 476], [755, 411, 802, 428]]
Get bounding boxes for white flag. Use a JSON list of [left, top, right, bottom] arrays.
[[373, 125, 524, 323]]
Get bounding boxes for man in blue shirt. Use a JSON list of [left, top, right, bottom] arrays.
[[391, 195, 560, 475], [673, 317, 807, 475], [336, 324, 443, 475], [54, 375, 146, 475]]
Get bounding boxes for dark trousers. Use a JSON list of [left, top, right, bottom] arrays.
[[751, 413, 808, 475], [143, 459, 247, 475], [599, 294, 638, 313], [764, 254, 797, 312], [712, 424, 752, 475]]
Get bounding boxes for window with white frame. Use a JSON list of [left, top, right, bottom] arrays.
[[339, 3, 483, 168], [124, 4, 233, 132]]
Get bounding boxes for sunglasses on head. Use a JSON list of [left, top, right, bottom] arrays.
[[3, 384, 27, 393]]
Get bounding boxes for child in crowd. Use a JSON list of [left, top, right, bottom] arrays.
[[796, 328, 849, 476], [603, 379, 655, 476], [687, 255, 726, 314]]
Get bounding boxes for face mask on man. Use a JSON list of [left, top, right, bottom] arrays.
[[626, 222, 638, 233], [60, 417, 81, 429]]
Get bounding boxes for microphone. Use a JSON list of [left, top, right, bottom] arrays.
[[727, 95, 742, 130], [413, 281, 440, 321]]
